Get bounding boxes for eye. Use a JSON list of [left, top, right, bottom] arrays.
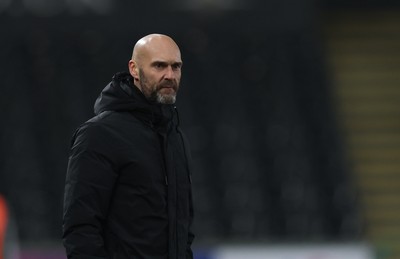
[[153, 62, 166, 69], [172, 63, 182, 70]]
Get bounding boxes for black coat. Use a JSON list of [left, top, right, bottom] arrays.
[[62, 72, 194, 259]]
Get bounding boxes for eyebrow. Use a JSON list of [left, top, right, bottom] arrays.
[[151, 60, 183, 67]]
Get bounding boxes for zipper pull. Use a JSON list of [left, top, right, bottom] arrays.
[[165, 175, 169, 186]]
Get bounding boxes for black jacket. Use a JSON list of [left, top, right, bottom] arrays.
[[62, 72, 194, 259]]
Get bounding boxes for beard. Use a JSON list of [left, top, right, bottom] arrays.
[[139, 69, 178, 104]]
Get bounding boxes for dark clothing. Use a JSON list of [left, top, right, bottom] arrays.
[[62, 72, 194, 259]]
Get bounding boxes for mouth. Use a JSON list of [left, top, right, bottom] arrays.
[[160, 83, 175, 88], [159, 86, 176, 94], [159, 83, 177, 91]]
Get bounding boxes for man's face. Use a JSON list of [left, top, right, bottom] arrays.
[[137, 60, 182, 104], [133, 37, 183, 104]]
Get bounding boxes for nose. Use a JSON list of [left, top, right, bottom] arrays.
[[164, 66, 175, 80]]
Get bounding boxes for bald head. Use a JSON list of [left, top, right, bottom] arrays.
[[131, 34, 181, 65], [128, 34, 183, 104]]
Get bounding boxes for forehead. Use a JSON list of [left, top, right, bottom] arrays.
[[144, 39, 182, 63]]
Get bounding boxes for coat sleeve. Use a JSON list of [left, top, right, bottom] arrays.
[[62, 123, 119, 259]]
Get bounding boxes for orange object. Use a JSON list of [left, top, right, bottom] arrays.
[[0, 195, 9, 259]]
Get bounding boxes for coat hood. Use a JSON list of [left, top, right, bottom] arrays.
[[94, 72, 175, 127]]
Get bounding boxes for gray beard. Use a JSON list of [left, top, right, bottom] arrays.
[[146, 87, 177, 104], [156, 91, 176, 104]]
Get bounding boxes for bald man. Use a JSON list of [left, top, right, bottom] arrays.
[[129, 34, 182, 104], [63, 34, 194, 259]]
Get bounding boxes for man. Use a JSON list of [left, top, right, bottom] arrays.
[[62, 34, 194, 259]]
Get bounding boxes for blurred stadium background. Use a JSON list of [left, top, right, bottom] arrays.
[[0, 0, 399, 258]]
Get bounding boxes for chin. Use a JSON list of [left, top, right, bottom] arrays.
[[157, 94, 176, 104]]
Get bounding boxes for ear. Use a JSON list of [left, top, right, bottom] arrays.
[[128, 60, 139, 80]]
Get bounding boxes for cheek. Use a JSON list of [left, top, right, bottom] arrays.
[[142, 74, 157, 85], [149, 73, 162, 82], [175, 72, 182, 81]]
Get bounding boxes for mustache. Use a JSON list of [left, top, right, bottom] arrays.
[[158, 81, 178, 90]]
